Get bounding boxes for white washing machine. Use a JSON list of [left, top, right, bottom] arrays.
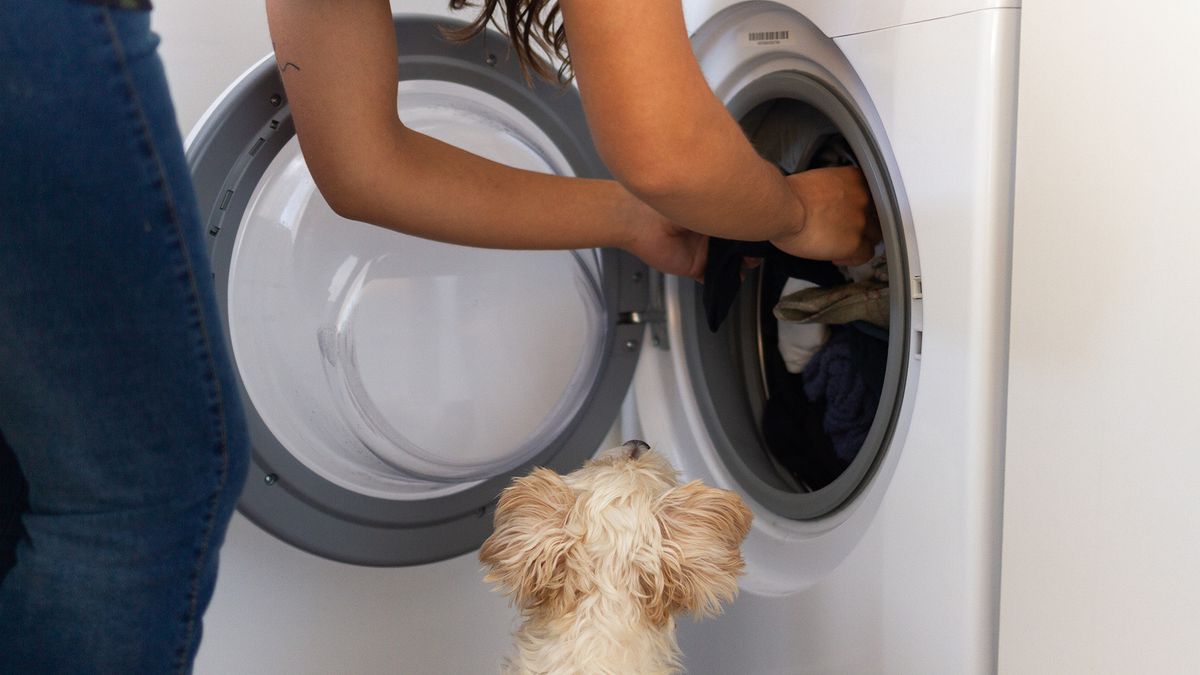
[[157, 0, 1020, 673], [643, 1, 1019, 672]]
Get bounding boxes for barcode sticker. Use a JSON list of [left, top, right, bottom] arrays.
[[748, 30, 790, 44]]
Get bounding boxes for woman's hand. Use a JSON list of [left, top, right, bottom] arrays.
[[770, 166, 882, 266], [623, 201, 708, 281]]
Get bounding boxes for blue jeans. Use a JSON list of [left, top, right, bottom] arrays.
[[0, 2, 250, 672]]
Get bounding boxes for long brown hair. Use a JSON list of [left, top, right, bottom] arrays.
[[446, 0, 570, 83]]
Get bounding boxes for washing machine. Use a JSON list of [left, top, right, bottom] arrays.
[[159, 0, 1020, 672], [641, 1, 1019, 672]]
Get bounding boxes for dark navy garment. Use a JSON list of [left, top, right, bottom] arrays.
[[77, 0, 153, 10], [757, 264, 848, 489], [801, 325, 889, 463], [703, 238, 845, 332], [0, 2, 248, 673]]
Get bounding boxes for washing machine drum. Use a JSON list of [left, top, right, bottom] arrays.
[[665, 64, 911, 524], [187, 16, 651, 566]]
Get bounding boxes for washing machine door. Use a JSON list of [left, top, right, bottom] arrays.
[[634, 1, 920, 594], [187, 16, 651, 566]]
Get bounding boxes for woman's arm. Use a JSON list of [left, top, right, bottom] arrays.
[[263, 0, 705, 277], [558, 0, 877, 264]]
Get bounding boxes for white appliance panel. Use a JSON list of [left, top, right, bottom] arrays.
[[684, 0, 1020, 38], [639, 8, 1018, 673]]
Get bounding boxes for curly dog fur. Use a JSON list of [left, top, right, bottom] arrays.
[[480, 442, 753, 675]]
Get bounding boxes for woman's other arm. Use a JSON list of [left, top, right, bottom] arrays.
[[558, 0, 877, 264], [264, 0, 705, 277]]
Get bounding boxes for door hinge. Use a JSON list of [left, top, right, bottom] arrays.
[[617, 269, 670, 351]]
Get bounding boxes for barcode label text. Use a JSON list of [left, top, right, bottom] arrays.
[[748, 30, 790, 42]]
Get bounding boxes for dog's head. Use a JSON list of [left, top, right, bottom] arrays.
[[479, 441, 753, 626]]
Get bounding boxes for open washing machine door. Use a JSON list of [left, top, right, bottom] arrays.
[[187, 16, 652, 567], [634, 1, 923, 595]]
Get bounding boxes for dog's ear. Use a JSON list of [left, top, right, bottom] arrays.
[[646, 480, 753, 624], [479, 467, 579, 615]]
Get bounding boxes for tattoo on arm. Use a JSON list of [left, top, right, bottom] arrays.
[[271, 42, 301, 74]]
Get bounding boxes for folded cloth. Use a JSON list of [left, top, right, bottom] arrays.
[[703, 238, 844, 332], [775, 280, 890, 328], [776, 278, 830, 374], [801, 326, 888, 463]]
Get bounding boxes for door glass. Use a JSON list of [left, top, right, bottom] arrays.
[[226, 81, 606, 498]]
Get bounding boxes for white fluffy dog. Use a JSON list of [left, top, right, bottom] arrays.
[[480, 440, 753, 675]]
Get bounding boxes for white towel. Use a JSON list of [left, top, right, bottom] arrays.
[[777, 278, 830, 374]]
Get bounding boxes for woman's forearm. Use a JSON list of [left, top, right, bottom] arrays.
[[329, 123, 644, 251], [559, 0, 806, 242], [266, 0, 641, 252]]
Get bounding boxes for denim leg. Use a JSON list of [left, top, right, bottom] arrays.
[[0, 3, 249, 673]]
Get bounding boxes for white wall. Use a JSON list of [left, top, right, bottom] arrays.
[[999, 2, 1200, 672], [153, 0, 453, 134], [153, 1, 272, 135]]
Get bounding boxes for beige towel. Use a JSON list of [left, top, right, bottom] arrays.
[[774, 280, 890, 328]]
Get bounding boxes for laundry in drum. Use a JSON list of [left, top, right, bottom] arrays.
[[759, 268, 889, 487], [704, 96, 892, 475], [762, 360, 846, 490], [800, 323, 889, 464], [766, 258, 890, 471], [775, 278, 830, 375], [702, 237, 846, 332], [774, 278, 890, 328], [704, 98, 866, 333]]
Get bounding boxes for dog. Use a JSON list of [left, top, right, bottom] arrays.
[[480, 440, 753, 675]]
